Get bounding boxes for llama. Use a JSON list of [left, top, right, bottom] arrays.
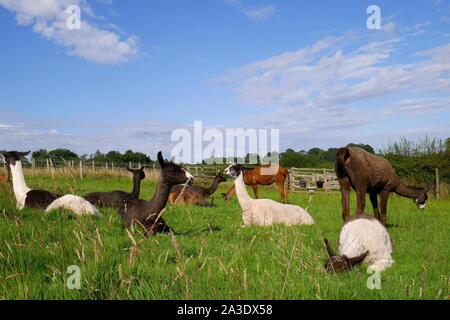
[[119, 151, 193, 235], [323, 214, 394, 273], [224, 164, 314, 226], [335, 147, 428, 225], [168, 170, 226, 207], [223, 164, 289, 203], [84, 167, 146, 209], [0, 151, 100, 215], [0, 164, 10, 183]]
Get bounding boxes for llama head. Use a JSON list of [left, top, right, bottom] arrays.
[[215, 169, 227, 183], [127, 166, 146, 181], [414, 187, 428, 210], [223, 164, 252, 178], [0, 151, 30, 167], [323, 238, 368, 273], [157, 151, 193, 185]]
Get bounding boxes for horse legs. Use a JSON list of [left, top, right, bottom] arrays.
[[369, 192, 380, 221], [339, 177, 351, 222], [251, 184, 260, 199], [379, 190, 389, 226], [223, 185, 236, 201]]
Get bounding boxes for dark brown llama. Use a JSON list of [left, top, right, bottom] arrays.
[[335, 147, 428, 226], [223, 164, 289, 203], [84, 167, 146, 209], [168, 170, 227, 207], [119, 151, 193, 235]]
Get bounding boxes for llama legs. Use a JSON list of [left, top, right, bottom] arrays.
[[369, 192, 380, 220], [379, 190, 389, 226], [251, 184, 259, 199], [276, 180, 287, 203], [355, 188, 366, 215], [339, 177, 351, 222]]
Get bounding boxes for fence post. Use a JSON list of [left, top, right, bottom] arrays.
[[49, 158, 55, 179], [92, 161, 95, 172], [435, 168, 440, 199], [46, 158, 50, 173], [32, 158, 35, 176], [129, 161, 132, 169], [80, 160, 83, 179]]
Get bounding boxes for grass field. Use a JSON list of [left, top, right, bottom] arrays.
[[0, 174, 448, 300]]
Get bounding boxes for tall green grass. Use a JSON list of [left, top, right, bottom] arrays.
[[0, 175, 448, 300]]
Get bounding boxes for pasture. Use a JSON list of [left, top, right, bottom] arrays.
[[0, 174, 448, 300]]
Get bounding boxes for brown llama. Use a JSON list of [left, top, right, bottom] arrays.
[[223, 164, 289, 203], [168, 170, 227, 207], [335, 147, 428, 226], [0, 165, 10, 183]]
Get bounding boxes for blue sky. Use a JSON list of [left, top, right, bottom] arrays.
[[0, 0, 449, 159]]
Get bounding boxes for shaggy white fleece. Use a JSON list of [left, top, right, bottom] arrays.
[[45, 195, 101, 215], [339, 217, 394, 272], [233, 170, 314, 226]]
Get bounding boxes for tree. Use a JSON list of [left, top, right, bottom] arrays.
[[32, 149, 48, 160], [346, 143, 375, 154], [48, 149, 79, 161]]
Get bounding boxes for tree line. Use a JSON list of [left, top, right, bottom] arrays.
[[31, 149, 153, 164]]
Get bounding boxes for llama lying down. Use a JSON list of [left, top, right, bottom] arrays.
[[224, 164, 314, 226], [324, 214, 394, 273], [0, 151, 100, 215]]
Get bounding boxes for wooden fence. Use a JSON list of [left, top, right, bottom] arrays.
[[1, 159, 444, 197], [287, 168, 340, 193]]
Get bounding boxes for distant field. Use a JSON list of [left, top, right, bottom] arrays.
[[0, 175, 448, 300]]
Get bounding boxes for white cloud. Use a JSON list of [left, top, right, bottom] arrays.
[[0, 0, 140, 64], [223, 0, 276, 21], [217, 34, 450, 139]]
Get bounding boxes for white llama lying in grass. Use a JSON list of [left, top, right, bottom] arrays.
[[224, 164, 314, 226], [1, 151, 100, 215], [323, 214, 394, 273]]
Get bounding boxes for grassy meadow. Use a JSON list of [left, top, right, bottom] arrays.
[[0, 173, 448, 300]]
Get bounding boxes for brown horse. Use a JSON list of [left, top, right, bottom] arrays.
[[223, 164, 289, 203]]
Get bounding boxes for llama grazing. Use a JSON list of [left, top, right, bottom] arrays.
[[323, 214, 394, 273], [84, 167, 146, 209], [0, 151, 100, 215], [224, 164, 314, 226], [223, 164, 289, 203], [168, 170, 226, 207], [119, 151, 193, 235], [335, 147, 428, 225]]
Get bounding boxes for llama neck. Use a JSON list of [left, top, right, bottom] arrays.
[[9, 161, 31, 201], [146, 175, 173, 213], [395, 182, 424, 199], [130, 176, 142, 199], [234, 172, 252, 208], [205, 177, 221, 197]]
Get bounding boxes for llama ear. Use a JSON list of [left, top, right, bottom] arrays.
[[127, 167, 134, 173], [157, 151, 166, 168], [18, 151, 31, 156], [323, 238, 336, 257], [347, 251, 369, 267], [0, 151, 6, 157]]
